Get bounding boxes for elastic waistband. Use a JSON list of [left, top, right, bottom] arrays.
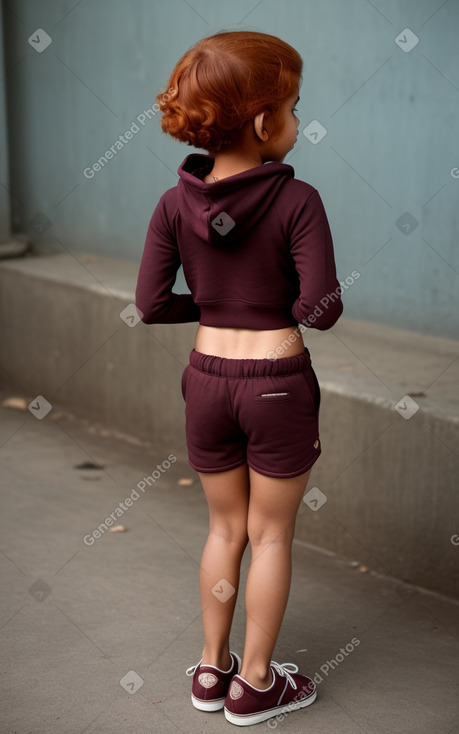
[[189, 348, 311, 378]]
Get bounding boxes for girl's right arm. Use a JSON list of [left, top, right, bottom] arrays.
[[135, 192, 201, 324]]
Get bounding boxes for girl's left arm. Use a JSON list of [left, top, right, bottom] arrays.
[[289, 189, 343, 330], [135, 193, 200, 324]]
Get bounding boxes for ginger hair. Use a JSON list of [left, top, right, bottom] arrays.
[[156, 30, 302, 153]]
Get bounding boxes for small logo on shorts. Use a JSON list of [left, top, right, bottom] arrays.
[[313, 439, 320, 449]]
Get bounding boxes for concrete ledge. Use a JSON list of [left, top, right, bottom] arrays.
[[0, 251, 193, 452], [1, 252, 458, 599]]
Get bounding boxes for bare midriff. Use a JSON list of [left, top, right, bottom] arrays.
[[194, 324, 304, 360]]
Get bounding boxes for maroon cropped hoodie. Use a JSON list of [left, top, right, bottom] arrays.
[[135, 153, 343, 331]]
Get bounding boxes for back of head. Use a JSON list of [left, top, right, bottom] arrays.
[[156, 30, 303, 153]]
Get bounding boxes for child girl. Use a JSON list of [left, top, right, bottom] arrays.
[[136, 30, 343, 726]]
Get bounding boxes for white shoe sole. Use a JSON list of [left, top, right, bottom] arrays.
[[191, 693, 225, 711], [224, 688, 317, 726]]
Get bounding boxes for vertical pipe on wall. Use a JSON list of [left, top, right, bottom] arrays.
[[0, 4, 11, 241], [0, 4, 28, 257]]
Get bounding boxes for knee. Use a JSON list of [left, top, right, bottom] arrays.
[[209, 523, 248, 550], [247, 518, 295, 549]]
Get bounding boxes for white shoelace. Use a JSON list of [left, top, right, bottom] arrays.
[[271, 661, 299, 689], [185, 658, 299, 688], [185, 658, 203, 677]]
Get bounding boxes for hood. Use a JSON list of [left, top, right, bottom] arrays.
[[176, 153, 294, 245]]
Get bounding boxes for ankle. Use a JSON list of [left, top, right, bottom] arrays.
[[201, 646, 232, 671], [240, 664, 273, 690]]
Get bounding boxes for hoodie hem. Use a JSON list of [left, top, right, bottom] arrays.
[[198, 303, 297, 330]]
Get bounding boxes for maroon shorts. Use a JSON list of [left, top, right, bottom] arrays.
[[181, 348, 321, 479]]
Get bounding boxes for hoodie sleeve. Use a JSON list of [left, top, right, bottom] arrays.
[[135, 193, 200, 324], [289, 189, 343, 330]]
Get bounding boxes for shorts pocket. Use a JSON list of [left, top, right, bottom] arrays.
[[303, 367, 321, 413], [181, 364, 191, 401], [255, 390, 293, 403]]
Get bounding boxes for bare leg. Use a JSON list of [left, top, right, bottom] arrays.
[[240, 467, 311, 688], [198, 464, 250, 670]]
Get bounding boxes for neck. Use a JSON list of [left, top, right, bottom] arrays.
[[205, 124, 271, 179], [207, 149, 263, 179]]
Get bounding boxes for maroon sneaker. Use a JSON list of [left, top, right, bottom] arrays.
[[224, 661, 317, 726], [186, 651, 242, 711]]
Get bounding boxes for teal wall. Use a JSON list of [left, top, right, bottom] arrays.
[[3, 0, 459, 337]]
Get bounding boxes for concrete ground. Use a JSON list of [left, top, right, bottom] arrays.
[[0, 390, 458, 734]]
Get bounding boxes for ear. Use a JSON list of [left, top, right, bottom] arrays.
[[253, 112, 269, 142]]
